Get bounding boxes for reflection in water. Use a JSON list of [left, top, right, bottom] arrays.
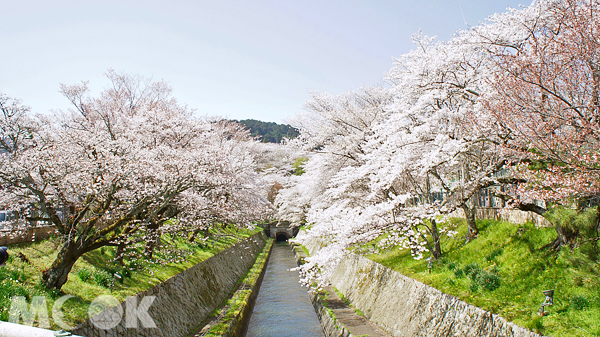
[[245, 241, 324, 337]]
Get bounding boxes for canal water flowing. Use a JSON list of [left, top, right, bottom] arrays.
[[244, 241, 324, 337]]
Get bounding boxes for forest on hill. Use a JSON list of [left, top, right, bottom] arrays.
[[236, 119, 299, 143]]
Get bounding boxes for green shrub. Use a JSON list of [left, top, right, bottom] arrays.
[[469, 280, 480, 292], [478, 272, 501, 291], [464, 263, 483, 281], [526, 316, 544, 333], [544, 205, 598, 241], [77, 268, 114, 288], [454, 263, 500, 292], [292, 157, 308, 176], [485, 248, 503, 262], [93, 269, 114, 288], [77, 268, 94, 283], [571, 295, 590, 310]]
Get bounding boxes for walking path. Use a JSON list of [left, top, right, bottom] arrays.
[[291, 243, 391, 337], [320, 284, 391, 337]]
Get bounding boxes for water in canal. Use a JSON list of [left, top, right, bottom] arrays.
[[244, 241, 324, 337]]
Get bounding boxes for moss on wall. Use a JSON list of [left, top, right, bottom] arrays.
[[201, 239, 274, 337]]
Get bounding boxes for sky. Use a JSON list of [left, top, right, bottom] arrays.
[[0, 0, 529, 124]]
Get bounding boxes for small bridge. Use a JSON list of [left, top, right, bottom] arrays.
[[260, 221, 299, 241]]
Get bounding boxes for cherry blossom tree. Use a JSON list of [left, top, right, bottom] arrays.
[[281, 4, 557, 287], [296, 31, 504, 260], [277, 87, 393, 225], [0, 94, 38, 155], [481, 0, 600, 247], [0, 71, 269, 289]]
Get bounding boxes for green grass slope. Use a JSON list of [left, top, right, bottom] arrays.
[[366, 219, 600, 336], [0, 225, 259, 329]]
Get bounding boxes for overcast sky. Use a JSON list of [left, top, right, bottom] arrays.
[[1, 0, 529, 123]]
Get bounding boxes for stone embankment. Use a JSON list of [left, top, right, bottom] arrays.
[[72, 232, 267, 337], [291, 243, 350, 337], [0, 225, 57, 245], [450, 207, 551, 227], [193, 239, 274, 336], [304, 240, 541, 337], [292, 243, 390, 337]]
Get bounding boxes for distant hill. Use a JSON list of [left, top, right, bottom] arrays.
[[236, 119, 300, 143]]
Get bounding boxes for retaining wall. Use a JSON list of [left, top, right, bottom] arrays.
[[328, 252, 540, 337], [450, 208, 551, 227], [290, 243, 350, 337], [211, 239, 273, 337], [307, 287, 351, 337], [0, 226, 57, 246], [72, 232, 267, 337], [297, 207, 548, 337]]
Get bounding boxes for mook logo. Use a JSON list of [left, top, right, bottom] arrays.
[[9, 295, 157, 330]]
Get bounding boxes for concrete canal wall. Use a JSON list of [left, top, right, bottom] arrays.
[[290, 243, 350, 337], [72, 232, 267, 337], [329, 252, 540, 337], [303, 240, 540, 337], [449, 208, 551, 228]]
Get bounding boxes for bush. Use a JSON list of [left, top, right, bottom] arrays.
[[77, 268, 94, 283], [571, 295, 590, 310], [453, 263, 500, 292], [292, 157, 308, 176], [479, 272, 501, 291], [93, 269, 114, 288], [77, 268, 114, 288], [544, 205, 598, 241], [464, 263, 483, 281], [526, 316, 544, 333]]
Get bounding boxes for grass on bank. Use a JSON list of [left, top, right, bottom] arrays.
[[201, 238, 273, 336], [364, 219, 600, 337], [0, 225, 259, 329]]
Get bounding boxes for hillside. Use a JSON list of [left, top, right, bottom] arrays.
[[236, 119, 299, 143], [366, 219, 600, 336]]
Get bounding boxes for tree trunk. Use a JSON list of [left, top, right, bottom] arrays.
[[430, 219, 442, 260], [516, 202, 579, 250], [42, 241, 81, 290], [115, 242, 126, 265], [461, 204, 479, 242], [188, 228, 201, 243], [594, 204, 600, 238], [545, 225, 579, 250], [144, 221, 161, 259]]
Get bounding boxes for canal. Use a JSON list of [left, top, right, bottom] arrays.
[[244, 241, 324, 337]]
